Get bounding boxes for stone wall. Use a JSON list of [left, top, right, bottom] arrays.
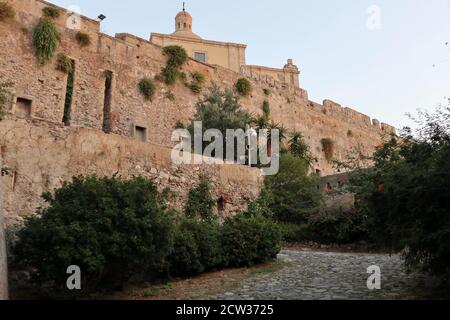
[[0, 0, 395, 224], [0, 119, 262, 226]]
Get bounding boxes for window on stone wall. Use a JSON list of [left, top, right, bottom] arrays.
[[217, 197, 225, 212], [194, 52, 206, 63], [102, 71, 113, 134], [316, 169, 322, 176], [135, 126, 147, 142], [15, 98, 32, 118]]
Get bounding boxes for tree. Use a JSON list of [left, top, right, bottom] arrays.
[[263, 153, 322, 223], [348, 105, 450, 277], [288, 131, 316, 166]]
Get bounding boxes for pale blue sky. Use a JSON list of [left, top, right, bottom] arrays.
[[48, 0, 450, 129]]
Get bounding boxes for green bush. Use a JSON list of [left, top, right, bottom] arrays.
[[12, 175, 175, 295], [75, 31, 91, 47], [33, 18, 59, 65], [308, 209, 368, 244], [42, 6, 60, 19], [168, 219, 222, 277], [163, 45, 188, 68], [185, 176, 216, 221], [0, 2, 15, 21], [191, 72, 205, 85], [162, 66, 179, 85], [56, 53, 73, 74], [235, 78, 252, 96], [278, 222, 311, 243], [222, 214, 282, 267], [138, 77, 156, 101], [189, 82, 202, 94]]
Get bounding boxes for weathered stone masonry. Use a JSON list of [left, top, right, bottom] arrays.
[[0, 0, 394, 225]]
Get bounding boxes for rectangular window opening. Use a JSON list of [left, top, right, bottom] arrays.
[[62, 59, 75, 126], [102, 71, 113, 133], [15, 98, 32, 118], [194, 52, 206, 63], [135, 126, 147, 142]]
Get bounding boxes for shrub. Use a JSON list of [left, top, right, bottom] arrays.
[[42, 6, 60, 19], [162, 66, 179, 85], [191, 72, 205, 85], [12, 175, 175, 295], [175, 121, 185, 129], [163, 45, 188, 68], [321, 138, 335, 161], [222, 214, 282, 267], [56, 53, 73, 74], [33, 18, 59, 65], [138, 77, 156, 101], [264, 153, 322, 224], [0, 2, 15, 21], [235, 78, 252, 96], [189, 82, 202, 94], [185, 176, 216, 221], [165, 91, 175, 101], [75, 31, 91, 47], [277, 222, 312, 243], [168, 219, 222, 276], [308, 208, 368, 244]]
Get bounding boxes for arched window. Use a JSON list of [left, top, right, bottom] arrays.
[[178, 23, 181, 29], [184, 22, 187, 28]]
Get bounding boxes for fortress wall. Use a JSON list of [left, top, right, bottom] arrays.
[[0, 119, 262, 226], [1, 0, 396, 223]]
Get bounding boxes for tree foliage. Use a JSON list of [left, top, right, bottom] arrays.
[[348, 105, 450, 277], [185, 175, 216, 221]]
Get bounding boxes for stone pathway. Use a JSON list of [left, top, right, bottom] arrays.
[[208, 250, 438, 300]]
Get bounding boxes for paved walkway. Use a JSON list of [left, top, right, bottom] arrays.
[[208, 250, 437, 300]]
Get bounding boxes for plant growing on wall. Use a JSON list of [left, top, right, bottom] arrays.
[[235, 78, 252, 97], [138, 77, 156, 101], [42, 6, 60, 19], [161, 46, 188, 85], [75, 31, 91, 47], [185, 175, 216, 221], [165, 91, 175, 101], [262, 100, 271, 118], [188, 71, 206, 94], [56, 53, 73, 74], [321, 138, 335, 162], [0, 2, 15, 21], [33, 18, 60, 65]]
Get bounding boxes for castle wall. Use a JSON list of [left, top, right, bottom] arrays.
[[242, 64, 300, 88], [0, 119, 263, 226], [0, 0, 395, 224]]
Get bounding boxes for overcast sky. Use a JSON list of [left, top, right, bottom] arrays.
[[48, 0, 450, 129]]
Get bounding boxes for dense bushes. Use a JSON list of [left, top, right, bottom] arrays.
[[162, 46, 188, 85], [185, 176, 216, 221], [222, 214, 282, 267], [11, 175, 282, 296], [348, 107, 450, 277], [12, 176, 175, 295]]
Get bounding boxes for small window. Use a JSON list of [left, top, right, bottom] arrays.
[[194, 52, 206, 63], [178, 23, 180, 29], [135, 126, 147, 142], [316, 169, 322, 176], [15, 98, 32, 118], [184, 23, 187, 28], [217, 197, 225, 212]]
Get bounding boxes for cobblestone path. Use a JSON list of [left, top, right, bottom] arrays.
[[208, 250, 437, 300]]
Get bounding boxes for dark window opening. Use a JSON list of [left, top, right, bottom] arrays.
[[315, 169, 322, 176], [15, 98, 32, 118], [102, 71, 113, 133], [217, 197, 225, 212], [194, 52, 206, 63], [62, 59, 75, 126], [184, 22, 187, 28], [135, 126, 147, 142]]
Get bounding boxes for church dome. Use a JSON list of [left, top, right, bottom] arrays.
[[172, 6, 202, 39]]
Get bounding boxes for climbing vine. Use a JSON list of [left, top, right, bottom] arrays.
[[33, 18, 60, 65]]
